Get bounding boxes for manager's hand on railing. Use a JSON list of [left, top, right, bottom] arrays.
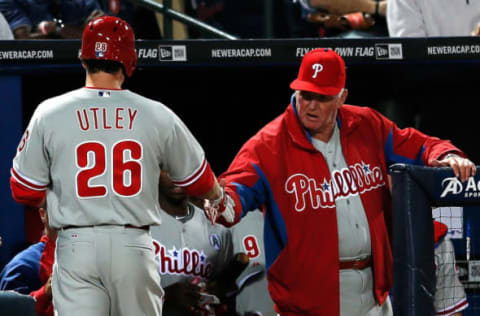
[[429, 153, 476, 182]]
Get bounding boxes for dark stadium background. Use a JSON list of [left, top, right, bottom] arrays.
[[1, 39, 480, 314]]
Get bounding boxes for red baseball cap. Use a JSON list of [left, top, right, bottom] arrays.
[[290, 48, 346, 96]]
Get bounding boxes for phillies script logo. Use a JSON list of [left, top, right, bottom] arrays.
[[440, 177, 480, 198], [285, 161, 385, 211], [153, 240, 213, 278]]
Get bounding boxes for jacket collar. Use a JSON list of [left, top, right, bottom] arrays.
[[286, 94, 361, 151]]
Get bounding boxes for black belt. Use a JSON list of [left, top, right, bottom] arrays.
[[62, 224, 149, 231], [339, 256, 372, 270]]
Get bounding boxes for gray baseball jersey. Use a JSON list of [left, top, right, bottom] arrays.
[[230, 210, 276, 316], [0, 13, 13, 39], [312, 123, 382, 316], [434, 236, 468, 315], [151, 203, 233, 315], [12, 87, 207, 229]]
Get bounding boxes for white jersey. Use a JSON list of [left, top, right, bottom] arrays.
[[12, 87, 207, 228], [0, 13, 13, 40], [434, 236, 468, 315], [151, 204, 233, 288], [230, 210, 276, 316], [387, 0, 480, 37]]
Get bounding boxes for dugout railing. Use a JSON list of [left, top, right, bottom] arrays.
[[390, 164, 480, 315], [125, 0, 238, 40], [125, 0, 275, 39]]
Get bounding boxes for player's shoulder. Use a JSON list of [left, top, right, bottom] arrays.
[[239, 114, 284, 157], [124, 90, 181, 125], [339, 104, 387, 130], [34, 88, 84, 116], [125, 90, 172, 110]]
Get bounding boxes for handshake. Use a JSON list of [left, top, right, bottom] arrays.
[[203, 187, 237, 227]]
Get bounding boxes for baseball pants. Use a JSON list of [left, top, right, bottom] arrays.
[[340, 267, 392, 316], [52, 225, 164, 316]]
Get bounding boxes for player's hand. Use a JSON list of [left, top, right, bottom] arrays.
[[203, 179, 237, 226], [38, 196, 47, 209], [85, 9, 105, 24], [45, 275, 53, 298], [203, 198, 218, 225], [472, 23, 480, 36], [430, 154, 476, 182], [309, 0, 386, 16], [203, 178, 226, 225], [164, 281, 202, 313], [37, 21, 57, 35]]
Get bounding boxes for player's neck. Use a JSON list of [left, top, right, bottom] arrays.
[[160, 198, 190, 218], [173, 204, 192, 220], [85, 71, 124, 90]]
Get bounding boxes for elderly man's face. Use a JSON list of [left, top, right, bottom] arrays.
[[295, 90, 347, 141]]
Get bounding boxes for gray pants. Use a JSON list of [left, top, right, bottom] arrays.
[[340, 267, 392, 316], [52, 226, 164, 316]]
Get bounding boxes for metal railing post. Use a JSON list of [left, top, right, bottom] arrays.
[[264, 0, 274, 38], [162, 0, 173, 39], [127, 0, 238, 40]]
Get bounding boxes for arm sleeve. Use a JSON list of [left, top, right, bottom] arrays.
[[0, 0, 33, 32], [219, 142, 270, 221], [164, 113, 215, 197], [0, 264, 38, 295], [11, 105, 50, 206], [387, 0, 427, 37], [367, 107, 464, 167]]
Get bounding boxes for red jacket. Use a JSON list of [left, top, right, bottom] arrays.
[[30, 235, 55, 316], [220, 102, 463, 315]]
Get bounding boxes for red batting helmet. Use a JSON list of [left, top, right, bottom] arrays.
[[79, 16, 137, 77]]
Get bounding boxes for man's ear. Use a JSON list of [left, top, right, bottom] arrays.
[[340, 88, 348, 104]]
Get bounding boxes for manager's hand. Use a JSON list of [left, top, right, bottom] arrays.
[[430, 154, 476, 182]]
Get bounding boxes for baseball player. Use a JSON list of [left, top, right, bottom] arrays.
[[9, 15, 223, 316], [152, 170, 233, 315], [433, 221, 468, 316], [229, 209, 276, 316], [204, 48, 476, 315]]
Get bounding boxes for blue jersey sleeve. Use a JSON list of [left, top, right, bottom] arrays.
[[0, 242, 44, 294]]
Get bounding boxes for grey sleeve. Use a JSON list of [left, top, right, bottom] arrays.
[[162, 112, 206, 185], [387, 0, 427, 37], [12, 104, 50, 186]]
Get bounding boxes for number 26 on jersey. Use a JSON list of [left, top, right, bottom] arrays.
[[75, 140, 143, 198]]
